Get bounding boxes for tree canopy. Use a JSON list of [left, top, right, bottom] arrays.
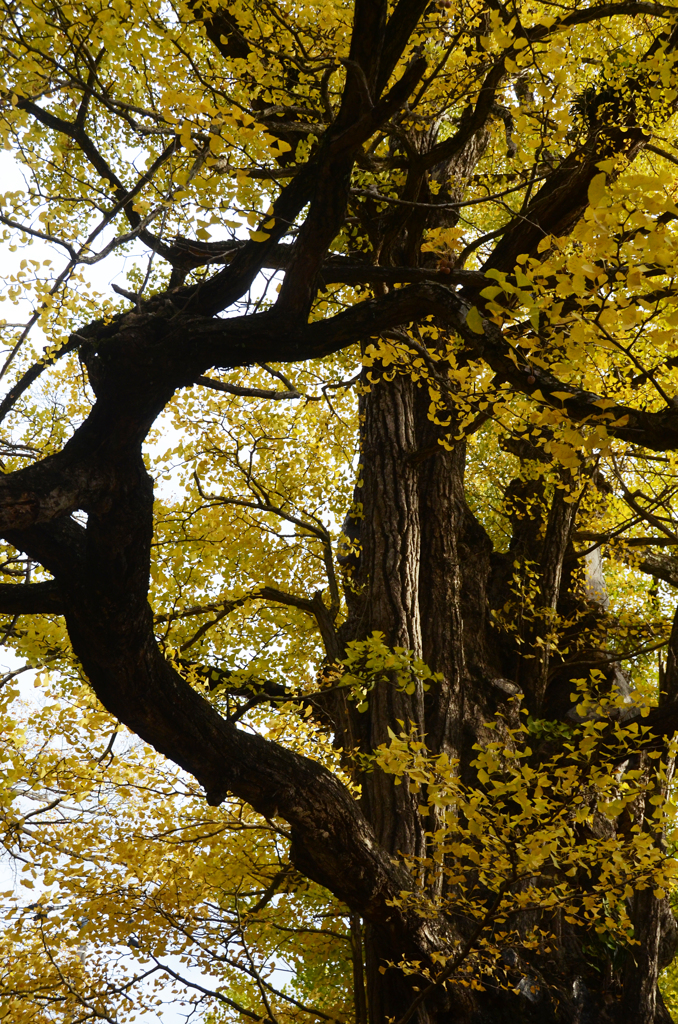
[[3, 0, 678, 1021]]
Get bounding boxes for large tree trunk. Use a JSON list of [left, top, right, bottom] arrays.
[[336, 369, 678, 1024], [338, 372, 429, 1022]]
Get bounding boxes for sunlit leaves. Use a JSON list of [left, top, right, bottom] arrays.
[[2, 0, 678, 1018]]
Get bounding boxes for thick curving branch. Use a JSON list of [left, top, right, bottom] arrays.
[[5, 277, 678, 541], [0, 580, 63, 614], [2, 441, 454, 972]]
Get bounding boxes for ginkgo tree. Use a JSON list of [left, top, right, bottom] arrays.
[[4, 0, 678, 1021]]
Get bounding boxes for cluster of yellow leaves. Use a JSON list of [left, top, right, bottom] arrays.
[[1, 0, 678, 1016], [374, 690, 678, 993], [0, 672, 354, 1024], [340, 632, 442, 711]]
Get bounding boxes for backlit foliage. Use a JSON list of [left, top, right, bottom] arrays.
[[1, 0, 678, 1019]]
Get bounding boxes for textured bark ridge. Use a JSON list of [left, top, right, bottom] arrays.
[[333, 370, 678, 1023]]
